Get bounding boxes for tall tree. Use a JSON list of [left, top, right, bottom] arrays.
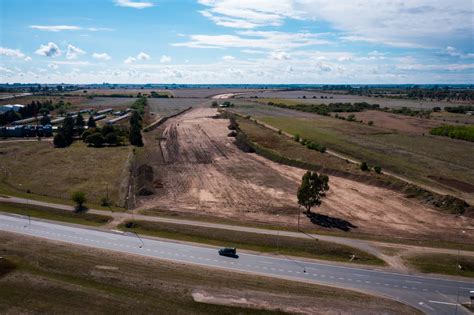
[[75, 113, 85, 135], [87, 115, 96, 128], [61, 115, 75, 145], [297, 171, 329, 214]]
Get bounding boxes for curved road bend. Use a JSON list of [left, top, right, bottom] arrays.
[[0, 214, 472, 314]]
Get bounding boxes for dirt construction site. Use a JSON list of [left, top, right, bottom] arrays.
[[136, 107, 474, 242]]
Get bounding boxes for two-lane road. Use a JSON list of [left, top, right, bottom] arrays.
[[0, 214, 472, 314]]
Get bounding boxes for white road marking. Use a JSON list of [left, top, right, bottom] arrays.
[[428, 300, 458, 306]]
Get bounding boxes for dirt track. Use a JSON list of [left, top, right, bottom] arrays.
[[137, 108, 474, 241]]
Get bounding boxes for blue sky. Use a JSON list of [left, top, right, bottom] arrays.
[[0, 0, 473, 84]]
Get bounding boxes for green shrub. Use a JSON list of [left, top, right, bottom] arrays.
[[374, 165, 382, 174], [360, 162, 369, 171]]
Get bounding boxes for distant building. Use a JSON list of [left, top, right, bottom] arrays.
[[466, 111, 473, 115], [0, 104, 24, 113]]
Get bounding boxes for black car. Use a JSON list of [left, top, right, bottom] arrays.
[[218, 247, 238, 258]]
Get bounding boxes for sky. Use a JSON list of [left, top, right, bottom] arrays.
[[0, 0, 473, 84]]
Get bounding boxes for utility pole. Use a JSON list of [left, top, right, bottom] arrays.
[[133, 232, 144, 248]]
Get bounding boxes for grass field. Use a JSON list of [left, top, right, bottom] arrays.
[[404, 253, 474, 278], [119, 220, 384, 265], [0, 202, 112, 226], [0, 141, 131, 208], [231, 102, 474, 201], [0, 232, 418, 314]]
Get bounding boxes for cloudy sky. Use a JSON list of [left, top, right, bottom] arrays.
[[0, 0, 473, 84]]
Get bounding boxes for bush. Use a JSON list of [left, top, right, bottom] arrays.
[[360, 162, 369, 171], [294, 134, 300, 142], [53, 133, 68, 148], [368, 120, 374, 126], [211, 101, 218, 108], [430, 125, 474, 142], [374, 165, 382, 174], [105, 132, 118, 146], [347, 114, 356, 121], [85, 132, 105, 147]]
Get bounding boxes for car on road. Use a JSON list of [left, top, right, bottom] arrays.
[[218, 247, 238, 258]]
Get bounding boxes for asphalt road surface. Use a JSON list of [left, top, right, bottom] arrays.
[[0, 214, 472, 314]]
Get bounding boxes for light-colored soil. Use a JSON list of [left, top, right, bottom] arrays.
[[137, 108, 474, 241]]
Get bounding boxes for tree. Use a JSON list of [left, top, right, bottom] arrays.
[[105, 132, 118, 146], [87, 115, 96, 128], [211, 101, 218, 108], [129, 111, 142, 128], [297, 171, 329, 214], [61, 115, 75, 145], [374, 165, 382, 174], [72, 191, 86, 211], [129, 124, 143, 146], [360, 162, 369, 171], [53, 132, 67, 148], [76, 113, 85, 131], [85, 132, 105, 147], [294, 134, 300, 142], [40, 115, 51, 125]]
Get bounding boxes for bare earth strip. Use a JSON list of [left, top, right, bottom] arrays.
[[137, 108, 474, 242]]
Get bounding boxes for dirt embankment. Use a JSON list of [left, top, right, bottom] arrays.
[[136, 108, 474, 242]]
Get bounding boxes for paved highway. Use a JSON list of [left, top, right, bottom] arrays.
[[0, 214, 472, 314]]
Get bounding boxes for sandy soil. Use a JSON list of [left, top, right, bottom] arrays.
[[137, 108, 474, 241]]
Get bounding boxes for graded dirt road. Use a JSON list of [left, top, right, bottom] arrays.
[[137, 108, 474, 241]]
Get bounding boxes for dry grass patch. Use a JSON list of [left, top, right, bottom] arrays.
[[0, 141, 131, 208]]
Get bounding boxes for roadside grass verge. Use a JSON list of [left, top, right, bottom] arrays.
[[0, 202, 112, 226], [0, 232, 418, 314], [118, 220, 385, 266], [139, 209, 474, 252], [0, 141, 131, 210], [404, 253, 474, 278]]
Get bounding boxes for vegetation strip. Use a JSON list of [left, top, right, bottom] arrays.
[[404, 253, 474, 278], [119, 220, 385, 266], [0, 202, 112, 226]]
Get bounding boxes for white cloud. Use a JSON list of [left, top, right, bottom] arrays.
[[198, 0, 304, 29], [222, 55, 235, 61], [30, 25, 113, 32], [35, 42, 61, 57], [445, 46, 474, 59], [124, 56, 136, 64], [30, 25, 81, 32], [137, 52, 151, 61], [92, 52, 111, 60], [115, 0, 154, 9], [66, 44, 86, 59], [125, 52, 152, 64], [24, 56, 32, 61], [270, 51, 290, 60], [48, 63, 59, 69], [196, 0, 472, 48], [0, 47, 26, 59], [174, 30, 329, 50], [160, 55, 172, 63]]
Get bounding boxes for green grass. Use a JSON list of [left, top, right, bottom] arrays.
[[119, 220, 385, 266], [0, 232, 419, 315], [0, 202, 112, 226], [0, 140, 131, 209], [404, 253, 474, 278]]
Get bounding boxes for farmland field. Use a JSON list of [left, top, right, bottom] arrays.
[[236, 91, 473, 109], [0, 141, 131, 207], [230, 102, 474, 203], [147, 98, 209, 117]]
